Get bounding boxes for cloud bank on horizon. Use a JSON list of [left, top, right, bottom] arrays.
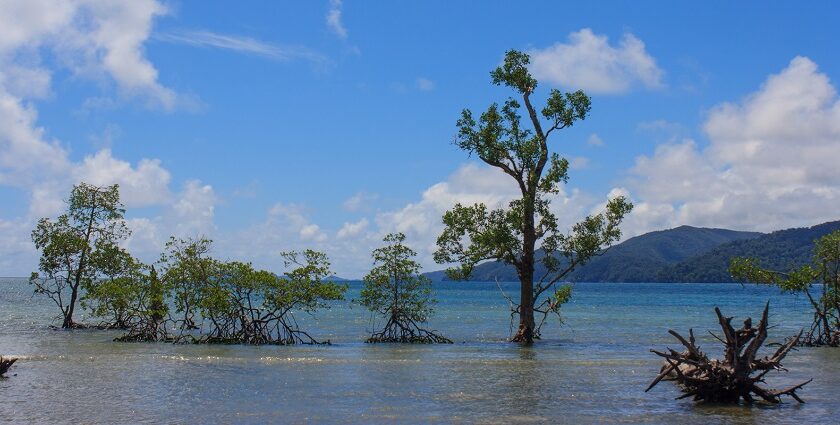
[[0, 1, 838, 278]]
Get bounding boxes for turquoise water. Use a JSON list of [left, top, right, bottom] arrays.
[[1, 277, 838, 424]]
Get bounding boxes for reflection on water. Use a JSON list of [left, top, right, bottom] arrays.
[[1, 278, 837, 423]]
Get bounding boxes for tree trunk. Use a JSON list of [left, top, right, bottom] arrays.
[[63, 284, 78, 328], [64, 201, 97, 329], [512, 191, 538, 344], [513, 275, 535, 343]]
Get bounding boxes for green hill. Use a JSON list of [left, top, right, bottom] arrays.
[[657, 220, 840, 282], [425, 225, 762, 282]]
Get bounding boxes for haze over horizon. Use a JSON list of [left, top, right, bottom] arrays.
[[2, 1, 840, 278]]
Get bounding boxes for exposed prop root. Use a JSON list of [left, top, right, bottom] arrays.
[[0, 356, 17, 376], [646, 302, 810, 404], [511, 324, 537, 344], [115, 316, 328, 345], [366, 314, 452, 344]]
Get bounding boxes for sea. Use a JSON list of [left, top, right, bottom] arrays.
[[1, 277, 838, 424]]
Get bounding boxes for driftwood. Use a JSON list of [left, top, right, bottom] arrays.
[[0, 356, 17, 376], [646, 303, 811, 403]]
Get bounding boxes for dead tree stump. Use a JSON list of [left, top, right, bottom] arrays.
[[646, 302, 811, 403], [0, 356, 17, 377]]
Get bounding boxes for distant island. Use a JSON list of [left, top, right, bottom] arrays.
[[425, 220, 840, 283]]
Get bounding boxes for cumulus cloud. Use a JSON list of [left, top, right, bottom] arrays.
[[0, 0, 180, 208], [625, 56, 840, 234], [72, 0, 176, 109], [373, 163, 599, 269], [75, 149, 172, 207], [0, 218, 38, 275], [170, 180, 217, 235], [121, 180, 218, 263], [0, 0, 179, 109], [211, 163, 606, 277], [529, 28, 663, 94], [0, 0, 221, 274], [337, 218, 369, 239], [0, 81, 174, 219], [219, 203, 337, 272], [0, 88, 71, 187]]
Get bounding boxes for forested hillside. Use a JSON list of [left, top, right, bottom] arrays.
[[426, 221, 840, 283], [426, 225, 762, 282], [657, 220, 840, 282]]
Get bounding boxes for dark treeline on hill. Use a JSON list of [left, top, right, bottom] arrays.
[[425, 221, 840, 283], [658, 220, 840, 283]]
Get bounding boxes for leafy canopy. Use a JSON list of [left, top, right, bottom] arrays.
[[730, 230, 840, 346], [360, 233, 435, 323], [30, 183, 132, 327], [434, 50, 632, 337]]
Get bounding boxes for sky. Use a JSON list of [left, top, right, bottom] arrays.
[[2, 1, 840, 278]]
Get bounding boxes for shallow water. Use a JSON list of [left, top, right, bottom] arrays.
[[1, 278, 837, 424]]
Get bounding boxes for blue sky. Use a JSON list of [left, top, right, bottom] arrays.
[[2, 1, 840, 277]]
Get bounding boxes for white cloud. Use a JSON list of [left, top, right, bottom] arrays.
[[1, 66, 53, 99], [529, 28, 663, 94], [0, 0, 179, 110], [75, 0, 175, 109], [0, 218, 37, 274], [300, 223, 327, 242], [0, 0, 218, 274], [625, 56, 840, 234], [219, 203, 338, 272], [326, 0, 347, 39], [220, 164, 579, 277], [157, 30, 329, 65], [337, 218, 369, 239], [0, 0, 75, 54], [0, 88, 71, 187], [232, 180, 260, 199], [75, 149, 171, 207], [416, 77, 435, 91], [587, 133, 604, 146], [569, 156, 590, 170], [121, 180, 218, 264], [341, 191, 379, 212], [170, 180, 217, 235], [373, 163, 599, 269], [0, 82, 174, 217], [0, 0, 181, 202]]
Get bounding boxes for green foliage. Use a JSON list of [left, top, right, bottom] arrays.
[[147, 266, 168, 323], [159, 236, 217, 330], [435, 50, 632, 341], [360, 233, 435, 323], [81, 244, 145, 328], [112, 264, 171, 342], [120, 238, 347, 345], [30, 183, 130, 328], [490, 49, 537, 94], [360, 233, 449, 343], [275, 250, 348, 315], [730, 230, 840, 346]]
